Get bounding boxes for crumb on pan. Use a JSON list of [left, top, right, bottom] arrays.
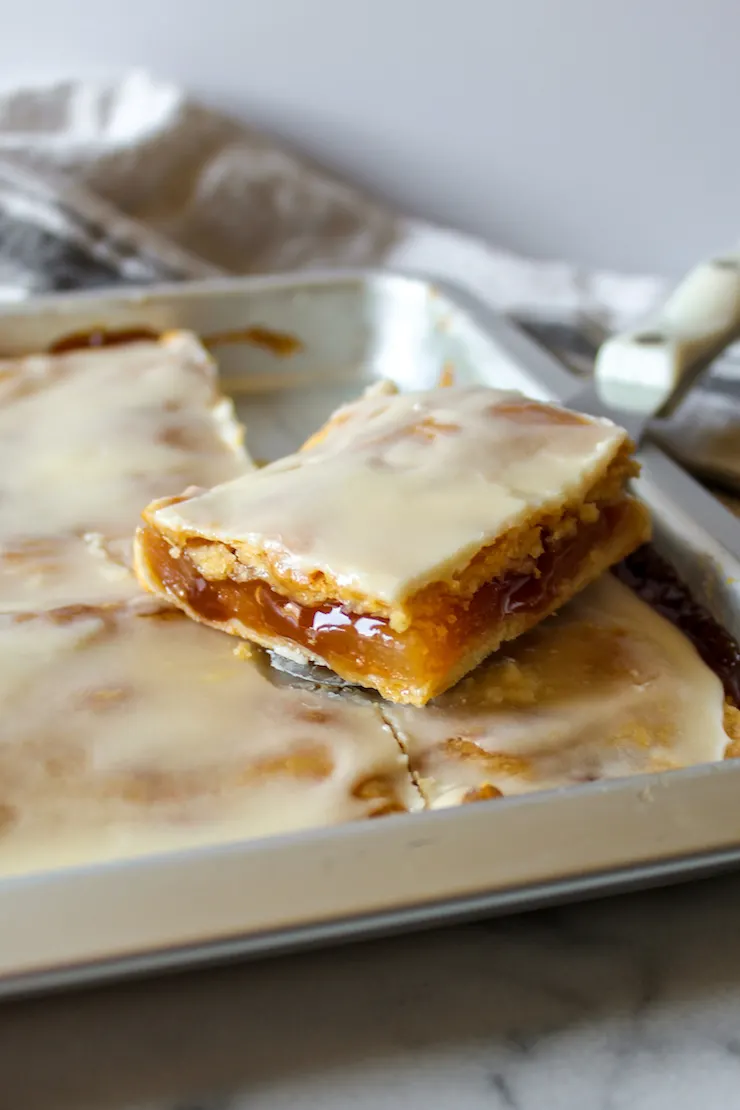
[[724, 700, 740, 757]]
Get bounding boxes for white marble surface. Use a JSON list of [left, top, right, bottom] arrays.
[[3, 874, 740, 1109]]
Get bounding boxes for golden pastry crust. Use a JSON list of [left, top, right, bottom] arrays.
[[723, 701, 740, 757]]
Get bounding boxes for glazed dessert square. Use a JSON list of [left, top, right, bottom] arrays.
[[0, 602, 419, 876], [0, 331, 250, 611], [135, 381, 650, 705], [382, 575, 733, 804]]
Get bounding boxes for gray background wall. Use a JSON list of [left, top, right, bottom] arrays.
[[0, 0, 735, 276]]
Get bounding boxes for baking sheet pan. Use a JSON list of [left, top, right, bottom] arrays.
[[2, 269, 740, 999]]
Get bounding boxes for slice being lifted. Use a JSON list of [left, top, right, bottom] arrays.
[[134, 383, 650, 705]]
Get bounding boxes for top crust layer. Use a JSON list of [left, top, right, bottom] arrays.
[[147, 385, 637, 617]]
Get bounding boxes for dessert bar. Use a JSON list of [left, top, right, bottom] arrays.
[[136, 382, 650, 705], [0, 602, 419, 876], [380, 572, 734, 804], [0, 331, 249, 610]]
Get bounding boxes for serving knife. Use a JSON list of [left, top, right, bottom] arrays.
[[571, 252, 740, 444]]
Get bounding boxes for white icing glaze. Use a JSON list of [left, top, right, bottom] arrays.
[[0, 606, 419, 876], [152, 386, 630, 606], [383, 575, 729, 801], [0, 332, 250, 610]]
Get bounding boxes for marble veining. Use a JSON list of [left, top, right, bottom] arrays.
[[4, 873, 740, 1109]]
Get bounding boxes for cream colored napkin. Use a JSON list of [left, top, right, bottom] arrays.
[[0, 70, 664, 329], [3, 69, 739, 492]]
